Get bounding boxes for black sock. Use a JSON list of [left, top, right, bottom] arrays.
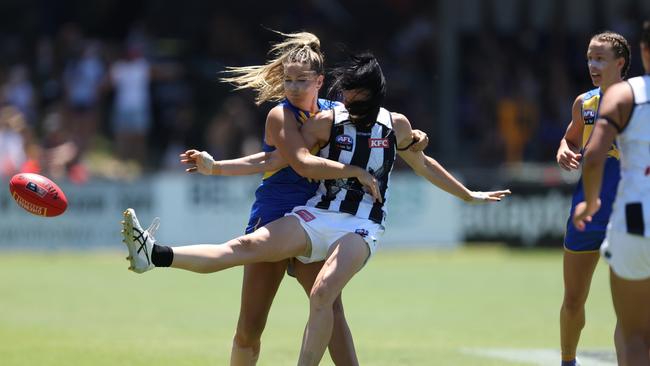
[[152, 244, 173, 267]]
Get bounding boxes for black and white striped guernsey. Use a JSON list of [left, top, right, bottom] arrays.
[[306, 105, 397, 224]]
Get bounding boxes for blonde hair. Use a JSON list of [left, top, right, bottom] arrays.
[[221, 31, 324, 105]]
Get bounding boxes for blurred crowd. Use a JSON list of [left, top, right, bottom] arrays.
[[0, 0, 647, 183]]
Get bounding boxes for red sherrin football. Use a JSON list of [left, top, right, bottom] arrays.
[[9, 173, 68, 217]]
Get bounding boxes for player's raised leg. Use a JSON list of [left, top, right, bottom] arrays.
[[122, 208, 310, 274]]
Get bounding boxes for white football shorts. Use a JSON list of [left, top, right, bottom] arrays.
[[601, 228, 650, 280], [287, 206, 384, 264]]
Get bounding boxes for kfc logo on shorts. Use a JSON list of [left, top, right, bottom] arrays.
[[354, 228, 369, 237], [368, 138, 389, 148], [295, 209, 316, 222], [335, 135, 354, 151], [583, 109, 596, 125]]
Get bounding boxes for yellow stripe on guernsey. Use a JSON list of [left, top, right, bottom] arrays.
[[581, 89, 619, 159], [262, 109, 314, 180]]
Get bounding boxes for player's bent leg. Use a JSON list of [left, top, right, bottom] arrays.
[[298, 234, 369, 366], [294, 261, 359, 366], [560, 250, 600, 362], [231, 261, 289, 366], [169, 216, 309, 273], [609, 269, 650, 365]]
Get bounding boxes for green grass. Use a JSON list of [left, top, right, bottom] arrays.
[[0, 246, 616, 365]]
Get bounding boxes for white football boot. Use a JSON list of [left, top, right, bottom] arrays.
[[122, 208, 159, 273]]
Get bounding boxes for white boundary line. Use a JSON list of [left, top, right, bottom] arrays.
[[461, 347, 617, 365]]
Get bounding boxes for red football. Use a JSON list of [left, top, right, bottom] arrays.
[[9, 173, 68, 217]]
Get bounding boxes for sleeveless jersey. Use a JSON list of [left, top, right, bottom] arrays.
[[609, 75, 650, 237], [306, 105, 397, 225], [564, 88, 621, 251], [245, 98, 339, 233], [581, 88, 620, 159]]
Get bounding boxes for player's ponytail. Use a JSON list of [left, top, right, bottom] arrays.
[[221, 30, 324, 105]]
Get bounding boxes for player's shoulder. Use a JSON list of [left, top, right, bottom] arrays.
[[573, 89, 597, 107], [605, 80, 634, 100], [267, 104, 296, 121], [571, 91, 590, 112], [389, 111, 414, 143], [390, 112, 411, 129], [582, 87, 600, 101], [268, 104, 285, 116], [266, 105, 283, 124]]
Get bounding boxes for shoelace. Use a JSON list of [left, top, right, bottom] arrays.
[[147, 217, 160, 238], [132, 217, 160, 266]]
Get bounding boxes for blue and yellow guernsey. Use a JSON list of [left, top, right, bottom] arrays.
[[245, 98, 340, 234], [565, 88, 621, 252], [580, 88, 619, 159]]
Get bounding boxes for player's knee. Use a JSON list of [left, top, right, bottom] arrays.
[[309, 282, 336, 312], [231, 235, 261, 257], [234, 321, 265, 348], [562, 294, 587, 314], [235, 312, 269, 347]]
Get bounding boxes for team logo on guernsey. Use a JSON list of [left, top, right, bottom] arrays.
[[583, 109, 596, 125], [335, 135, 354, 151], [368, 138, 389, 148], [295, 209, 316, 222]]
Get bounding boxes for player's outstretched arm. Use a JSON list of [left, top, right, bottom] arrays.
[[180, 149, 287, 176], [392, 112, 510, 203]]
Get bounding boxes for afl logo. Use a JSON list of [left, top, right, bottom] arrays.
[[335, 134, 354, 151], [583, 109, 596, 125]]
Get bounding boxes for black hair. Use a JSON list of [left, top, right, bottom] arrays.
[[328, 52, 386, 126]]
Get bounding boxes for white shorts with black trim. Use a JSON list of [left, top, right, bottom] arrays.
[[286, 206, 384, 264], [601, 228, 650, 280]]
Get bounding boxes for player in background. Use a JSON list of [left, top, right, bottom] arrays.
[[183, 31, 429, 366], [557, 31, 631, 366], [122, 52, 510, 365], [573, 20, 650, 366]]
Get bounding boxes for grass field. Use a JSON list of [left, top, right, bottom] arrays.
[[0, 246, 616, 365]]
